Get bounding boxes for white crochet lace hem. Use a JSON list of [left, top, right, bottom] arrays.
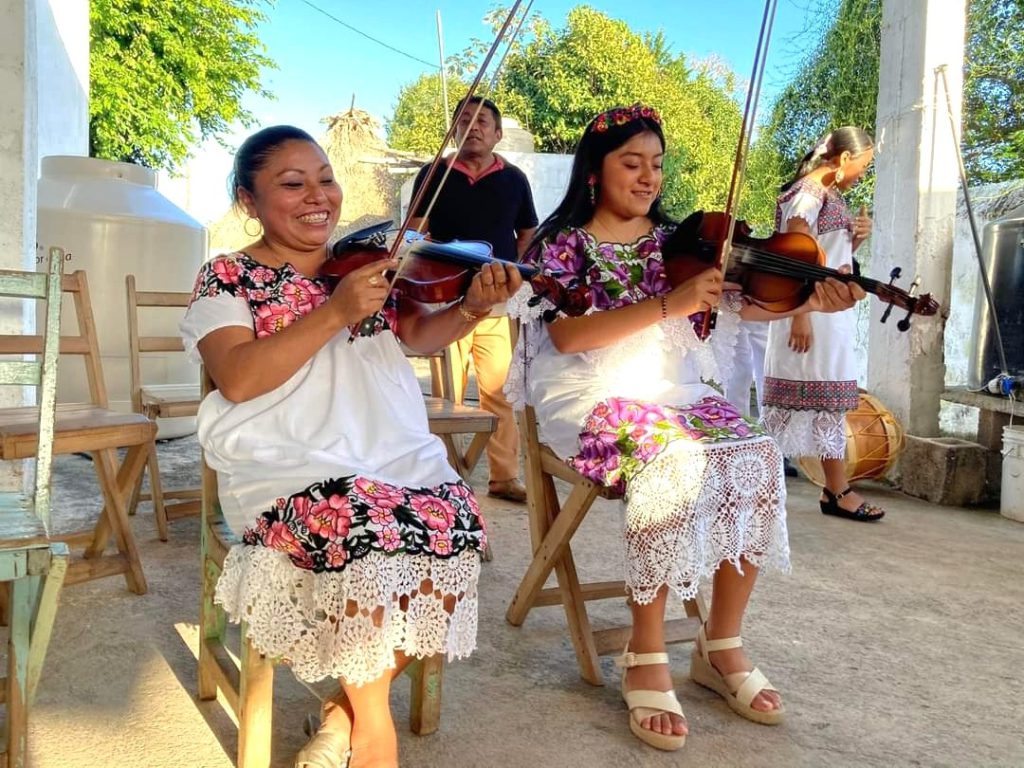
[[214, 545, 480, 685], [760, 406, 847, 459], [623, 435, 790, 605]]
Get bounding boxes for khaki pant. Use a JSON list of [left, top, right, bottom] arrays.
[[449, 316, 520, 483]]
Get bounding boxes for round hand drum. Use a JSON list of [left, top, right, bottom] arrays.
[[797, 391, 906, 485]]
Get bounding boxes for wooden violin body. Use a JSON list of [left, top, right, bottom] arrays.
[[663, 211, 939, 322], [321, 220, 588, 316]]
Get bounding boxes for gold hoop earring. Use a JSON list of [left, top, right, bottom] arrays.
[[244, 217, 263, 237]]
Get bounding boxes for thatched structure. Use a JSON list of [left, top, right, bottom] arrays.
[[208, 109, 425, 254]]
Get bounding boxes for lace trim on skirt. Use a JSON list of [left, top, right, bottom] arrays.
[[760, 406, 847, 459], [214, 545, 480, 685], [623, 435, 790, 605]]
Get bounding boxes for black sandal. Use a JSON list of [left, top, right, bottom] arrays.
[[820, 487, 885, 522]]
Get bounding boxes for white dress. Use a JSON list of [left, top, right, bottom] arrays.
[[506, 227, 789, 606], [181, 253, 483, 685], [761, 178, 859, 459]]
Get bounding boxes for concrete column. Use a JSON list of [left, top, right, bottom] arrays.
[[0, 0, 36, 273], [867, 0, 966, 437]]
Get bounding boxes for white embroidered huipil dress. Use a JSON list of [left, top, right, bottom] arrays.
[[180, 253, 484, 685], [761, 178, 860, 459], [506, 227, 790, 606]]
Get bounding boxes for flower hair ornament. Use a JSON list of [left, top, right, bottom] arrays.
[[589, 103, 662, 134]]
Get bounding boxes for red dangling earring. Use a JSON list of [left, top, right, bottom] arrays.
[[587, 173, 598, 205]]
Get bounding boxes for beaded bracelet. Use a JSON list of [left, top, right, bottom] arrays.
[[660, 295, 668, 320], [457, 299, 489, 323]]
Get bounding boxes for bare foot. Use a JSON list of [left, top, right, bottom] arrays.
[[348, 718, 398, 768]]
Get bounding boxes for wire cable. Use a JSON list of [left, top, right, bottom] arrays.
[[295, 0, 440, 70]]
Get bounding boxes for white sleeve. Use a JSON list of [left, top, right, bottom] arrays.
[[179, 293, 253, 365], [780, 190, 823, 232]]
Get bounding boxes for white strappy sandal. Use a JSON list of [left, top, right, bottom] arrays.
[[294, 700, 351, 768], [689, 623, 784, 725], [614, 647, 688, 751]]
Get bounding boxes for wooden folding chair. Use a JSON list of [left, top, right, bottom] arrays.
[[125, 275, 201, 540], [196, 373, 446, 768], [0, 248, 71, 767], [405, 342, 496, 481], [0, 269, 155, 594], [506, 405, 708, 686]]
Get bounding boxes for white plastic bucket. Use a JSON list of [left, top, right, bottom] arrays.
[[1002, 424, 1024, 522]]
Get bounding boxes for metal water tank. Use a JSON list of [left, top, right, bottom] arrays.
[[968, 201, 1024, 389], [36, 156, 207, 436]]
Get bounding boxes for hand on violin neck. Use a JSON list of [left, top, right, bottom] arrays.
[[328, 257, 398, 327], [805, 271, 865, 314], [462, 261, 524, 316], [664, 267, 724, 318]]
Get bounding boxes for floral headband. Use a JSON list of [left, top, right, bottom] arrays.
[[589, 103, 662, 134]]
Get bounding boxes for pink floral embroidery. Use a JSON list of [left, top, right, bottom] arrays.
[[302, 494, 353, 540], [282, 277, 327, 315], [354, 478, 405, 509], [367, 506, 396, 526], [410, 495, 456, 532], [325, 542, 348, 568], [378, 527, 403, 552], [429, 531, 453, 556], [253, 302, 298, 337], [212, 258, 243, 285], [264, 521, 304, 559]]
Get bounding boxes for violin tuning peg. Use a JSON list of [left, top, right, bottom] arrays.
[[888, 267, 902, 281], [880, 300, 896, 324], [897, 306, 914, 332]]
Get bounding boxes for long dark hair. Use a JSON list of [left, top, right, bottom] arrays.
[[781, 126, 874, 192], [529, 106, 673, 255], [229, 125, 317, 207]]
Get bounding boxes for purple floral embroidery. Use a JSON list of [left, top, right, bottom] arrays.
[[242, 474, 486, 573], [571, 396, 765, 494], [189, 252, 399, 339], [526, 226, 681, 317]]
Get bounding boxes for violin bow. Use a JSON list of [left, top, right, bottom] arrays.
[[699, 0, 779, 340], [348, 0, 531, 341]]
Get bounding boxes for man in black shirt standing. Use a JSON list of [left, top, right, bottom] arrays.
[[410, 96, 538, 502]]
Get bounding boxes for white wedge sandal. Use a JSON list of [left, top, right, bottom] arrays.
[[689, 623, 784, 726], [614, 647, 688, 751], [294, 699, 351, 768]]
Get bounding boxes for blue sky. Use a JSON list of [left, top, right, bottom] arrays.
[[164, 0, 829, 224]]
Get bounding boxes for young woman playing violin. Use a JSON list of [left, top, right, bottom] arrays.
[[507, 104, 865, 751], [759, 127, 884, 522], [181, 125, 521, 768]]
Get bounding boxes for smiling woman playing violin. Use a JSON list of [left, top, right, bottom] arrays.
[[507, 105, 866, 751], [181, 125, 521, 768]]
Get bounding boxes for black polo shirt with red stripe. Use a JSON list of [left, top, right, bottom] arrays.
[[411, 154, 538, 263]]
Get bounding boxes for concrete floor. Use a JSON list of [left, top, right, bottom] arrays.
[[23, 434, 1024, 768]]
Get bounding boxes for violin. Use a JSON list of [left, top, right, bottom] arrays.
[[663, 211, 939, 329], [321, 220, 589, 317]]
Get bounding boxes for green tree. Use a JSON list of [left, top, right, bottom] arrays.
[[89, 0, 274, 171], [386, 73, 469, 155], [749, 0, 1024, 230], [388, 6, 746, 217]]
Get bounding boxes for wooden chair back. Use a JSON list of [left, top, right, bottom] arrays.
[[125, 276, 192, 413], [0, 249, 65, 538]]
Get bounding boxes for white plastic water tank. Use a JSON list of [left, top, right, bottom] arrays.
[[36, 156, 207, 437]]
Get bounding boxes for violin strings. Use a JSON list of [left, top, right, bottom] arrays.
[[730, 245, 885, 292]]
